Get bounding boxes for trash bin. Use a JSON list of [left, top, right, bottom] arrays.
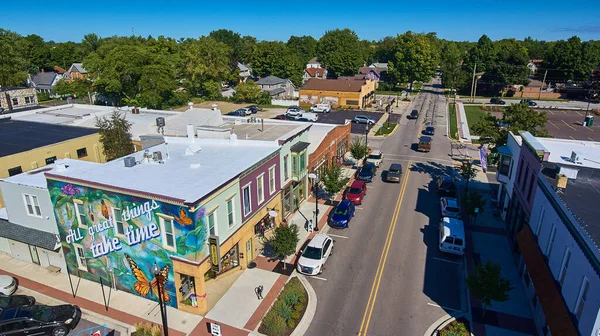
[[585, 115, 594, 126]]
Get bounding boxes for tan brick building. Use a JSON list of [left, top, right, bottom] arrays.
[[0, 87, 38, 111], [299, 78, 376, 109]]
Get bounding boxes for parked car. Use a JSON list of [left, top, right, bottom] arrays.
[[423, 125, 435, 135], [298, 112, 318, 122], [247, 105, 262, 112], [345, 180, 367, 205], [440, 197, 461, 218], [386, 163, 403, 183], [0, 304, 82, 336], [489, 97, 506, 105], [366, 150, 383, 167], [0, 295, 35, 310], [274, 114, 287, 120], [356, 162, 377, 182], [329, 200, 356, 228], [407, 109, 419, 119], [353, 115, 375, 125], [0, 276, 17, 296], [417, 136, 432, 152], [227, 109, 246, 116], [286, 107, 305, 119], [436, 175, 457, 197], [520, 99, 537, 106], [439, 217, 465, 255], [296, 234, 333, 275], [309, 104, 331, 113]]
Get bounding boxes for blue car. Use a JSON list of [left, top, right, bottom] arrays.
[[329, 200, 355, 228], [520, 99, 537, 106]]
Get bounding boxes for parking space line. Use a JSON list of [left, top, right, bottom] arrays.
[[431, 257, 463, 265], [311, 276, 328, 281], [547, 110, 555, 115], [570, 136, 575, 139], [547, 120, 560, 129], [590, 137, 594, 141], [328, 233, 349, 239], [574, 111, 584, 116], [427, 303, 462, 312], [561, 119, 576, 130], [586, 126, 594, 132], [355, 207, 364, 210]]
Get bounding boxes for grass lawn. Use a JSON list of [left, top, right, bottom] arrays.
[[375, 123, 397, 136], [463, 105, 487, 128], [449, 103, 458, 140]]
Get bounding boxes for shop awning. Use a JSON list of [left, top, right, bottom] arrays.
[[290, 141, 310, 153], [517, 226, 578, 336], [497, 146, 512, 156], [0, 219, 60, 251]]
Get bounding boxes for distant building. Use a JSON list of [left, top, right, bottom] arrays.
[[255, 76, 296, 98], [0, 87, 38, 112], [65, 63, 88, 81], [527, 59, 543, 74], [237, 62, 252, 83], [299, 78, 376, 109], [30, 71, 62, 96], [303, 67, 328, 83], [306, 57, 321, 69], [368, 62, 388, 72]]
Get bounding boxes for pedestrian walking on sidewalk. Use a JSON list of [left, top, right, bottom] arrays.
[[255, 285, 264, 300]]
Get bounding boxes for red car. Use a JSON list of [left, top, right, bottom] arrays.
[[345, 180, 367, 205]]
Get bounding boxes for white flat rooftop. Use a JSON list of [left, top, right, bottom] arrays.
[[537, 137, 600, 169], [1, 159, 99, 189], [45, 137, 279, 204], [306, 123, 338, 155]]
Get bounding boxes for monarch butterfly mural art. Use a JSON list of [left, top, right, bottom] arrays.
[[125, 254, 171, 303]]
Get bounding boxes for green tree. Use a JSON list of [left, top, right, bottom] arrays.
[[466, 261, 514, 315], [250, 41, 304, 87], [133, 323, 161, 336], [479, 39, 530, 94], [545, 36, 585, 81], [350, 138, 368, 162], [440, 42, 466, 93], [503, 103, 548, 136], [49, 42, 85, 70], [81, 33, 102, 55], [95, 111, 135, 161], [53, 78, 92, 99], [24, 34, 52, 72], [460, 161, 478, 194], [0, 29, 29, 86], [182, 37, 232, 96], [465, 191, 487, 217], [464, 35, 496, 74], [388, 32, 437, 90], [522, 36, 549, 60], [317, 29, 363, 77], [321, 163, 346, 199], [287, 36, 318, 65], [233, 81, 270, 104], [471, 113, 505, 146], [268, 225, 299, 270]]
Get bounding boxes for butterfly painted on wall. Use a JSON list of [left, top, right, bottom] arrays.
[[101, 200, 110, 220], [124, 254, 170, 303], [173, 208, 193, 226], [88, 204, 95, 222]]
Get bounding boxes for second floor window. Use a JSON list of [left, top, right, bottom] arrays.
[[160, 217, 175, 249], [208, 210, 217, 236], [300, 152, 306, 171], [558, 249, 571, 286], [243, 184, 251, 215], [292, 155, 297, 175], [23, 194, 42, 217], [498, 155, 511, 176], [227, 198, 235, 227], [257, 174, 265, 204], [284, 155, 289, 180]]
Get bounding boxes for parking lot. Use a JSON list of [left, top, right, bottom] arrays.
[[312, 110, 386, 134], [542, 109, 600, 141]]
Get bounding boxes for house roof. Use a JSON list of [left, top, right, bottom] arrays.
[[0, 218, 60, 251], [0, 118, 99, 157], [301, 78, 367, 92], [69, 63, 88, 74], [307, 57, 320, 64], [369, 62, 388, 70], [46, 137, 280, 204], [53, 66, 66, 74], [305, 68, 325, 77], [30, 72, 58, 88], [255, 76, 287, 86], [237, 62, 252, 72], [339, 75, 367, 80], [267, 88, 286, 96], [360, 67, 381, 76]]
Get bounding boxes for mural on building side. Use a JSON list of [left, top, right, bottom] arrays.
[[300, 95, 318, 105], [48, 180, 208, 307], [320, 96, 339, 105]]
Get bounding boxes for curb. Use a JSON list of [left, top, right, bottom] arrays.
[[423, 312, 471, 336], [290, 275, 317, 336]]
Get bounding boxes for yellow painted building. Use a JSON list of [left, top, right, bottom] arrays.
[[299, 78, 376, 109], [0, 118, 106, 206]]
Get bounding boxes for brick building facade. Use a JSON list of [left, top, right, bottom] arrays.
[[308, 123, 351, 189]]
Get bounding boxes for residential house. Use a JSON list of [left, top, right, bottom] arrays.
[[0, 87, 38, 112], [45, 136, 280, 316], [30, 71, 62, 96], [53, 66, 67, 75], [307, 57, 321, 69], [368, 63, 388, 72], [237, 62, 252, 83], [65, 63, 88, 81], [508, 134, 600, 336], [255, 76, 296, 99], [359, 67, 382, 81], [299, 78, 376, 109], [527, 60, 543, 74], [303, 67, 328, 83]]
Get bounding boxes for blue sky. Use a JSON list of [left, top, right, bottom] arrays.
[[3, 0, 599, 42]]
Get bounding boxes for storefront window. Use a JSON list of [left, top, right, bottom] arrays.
[[219, 244, 239, 274], [283, 186, 291, 216], [254, 214, 275, 236], [298, 180, 305, 202], [178, 274, 198, 308]]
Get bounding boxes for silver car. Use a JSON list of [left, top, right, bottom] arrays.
[[353, 115, 375, 125], [440, 197, 461, 218]]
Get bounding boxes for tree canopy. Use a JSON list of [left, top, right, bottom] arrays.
[[388, 32, 437, 89], [95, 111, 135, 161], [317, 29, 364, 77]]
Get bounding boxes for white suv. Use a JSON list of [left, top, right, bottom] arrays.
[[297, 234, 333, 275]]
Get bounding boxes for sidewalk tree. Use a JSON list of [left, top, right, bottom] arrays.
[[269, 225, 299, 270], [460, 160, 478, 194], [466, 261, 514, 316], [503, 103, 549, 137], [465, 191, 487, 218], [350, 138, 368, 163], [95, 111, 134, 161], [321, 163, 346, 201]]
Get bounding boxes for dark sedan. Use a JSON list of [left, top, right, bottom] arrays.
[[329, 200, 355, 228], [423, 125, 435, 135], [490, 97, 505, 105], [246, 105, 262, 113], [407, 109, 419, 119], [0, 295, 35, 311], [520, 99, 537, 106], [0, 304, 81, 336], [356, 162, 377, 182]]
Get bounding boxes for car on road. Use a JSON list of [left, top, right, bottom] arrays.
[[423, 125, 435, 135], [297, 234, 334, 275], [345, 180, 367, 205], [0, 304, 82, 336], [407, 109, 419, 119], [0, 295, 35, 311], [417, 136, 432, 152], [0, 276, 17, 296], [356, 162, 377, 182], [309, 103, 331, 113], [353, 115, 376, 125], [436, 175, 457, 197], [329, 200, 356, 228], [520, 99, 538, 106], [386, 163, 402, 183], [489, 97, 506, 105], [440, 197, 461, 218], [439, 217, 465, 255], [366, 150, 383, 167]]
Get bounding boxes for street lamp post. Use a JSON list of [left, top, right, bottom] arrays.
[[308, 173, 319, 231], [153, 262, 169, 336], [396, 83, 400, 107], [365, 124, 370, 150]]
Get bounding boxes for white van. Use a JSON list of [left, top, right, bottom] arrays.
[[299, 112, 318, 122], [439, 217, 465, 255], [310, 104, 331, 113]]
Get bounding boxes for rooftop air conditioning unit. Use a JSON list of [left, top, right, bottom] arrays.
[[153, 151, 163, 161], [570, 151, 581, 163], [124, 157, 136, 167]]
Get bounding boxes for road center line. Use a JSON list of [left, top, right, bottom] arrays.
[[427, 302, 463, 312], [431, 257, 463, 265], [327, 233, 349, 239]]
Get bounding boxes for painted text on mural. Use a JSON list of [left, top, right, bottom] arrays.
[[121, 200, 160, 221]]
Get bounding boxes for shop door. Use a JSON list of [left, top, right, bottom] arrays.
[[246, 239, 253, 266], [29, 245, 40, 265]]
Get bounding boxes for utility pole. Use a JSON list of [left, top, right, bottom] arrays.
[[538, 69, 548, 100], [470, 63, 477, 103]]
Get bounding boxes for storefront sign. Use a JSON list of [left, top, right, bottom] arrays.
[[209, 235, 221, 273]]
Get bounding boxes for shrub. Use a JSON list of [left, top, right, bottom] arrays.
[[37, 92, 51, 102], [273, 300, 293, 321], [293, 303, 305, 312], [133, 322, 161, 336], [291, 311, 301, 320], [440, 320, 469, 336], [283, 291, 300, 306], [298, 294, 307, 304], [287, 320, 296, 329], [262, 312, 287, 336]]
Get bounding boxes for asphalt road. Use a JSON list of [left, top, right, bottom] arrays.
[[470, 98, 600, 110], [304, 80, 467, 336]]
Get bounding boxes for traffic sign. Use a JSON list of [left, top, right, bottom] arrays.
[[210, 323, 222, 336]]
